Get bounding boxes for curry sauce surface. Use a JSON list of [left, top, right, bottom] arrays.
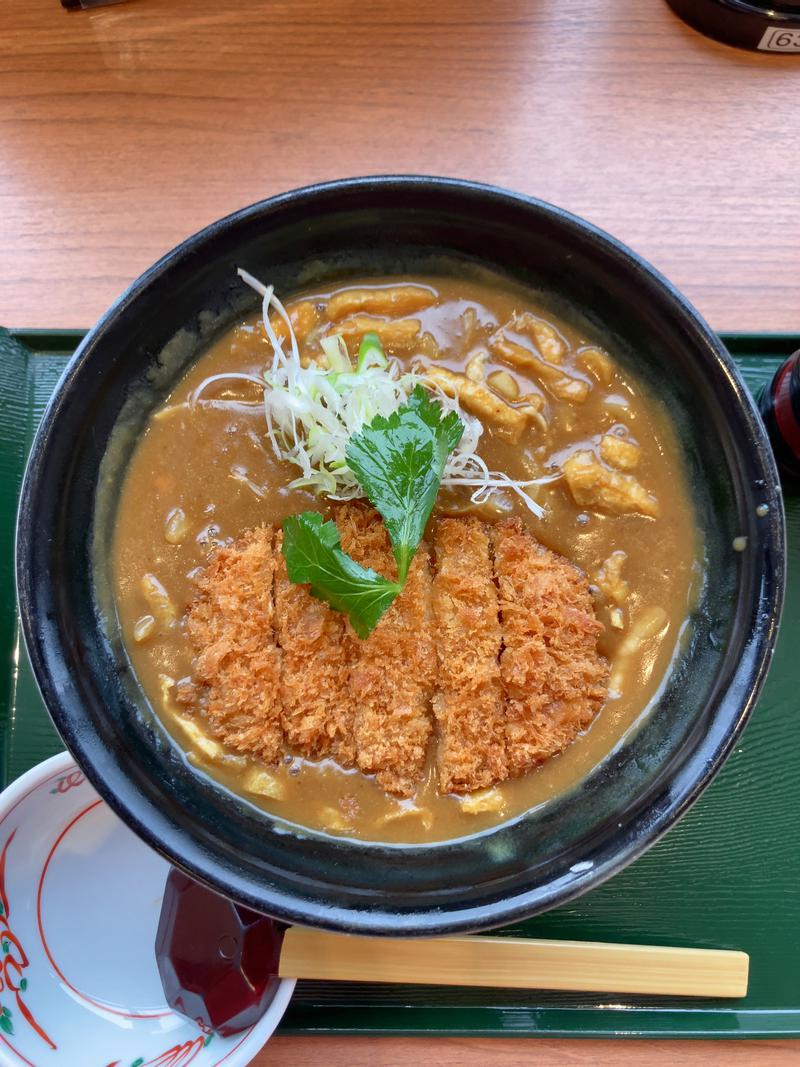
[[112, 274, 700, 842]]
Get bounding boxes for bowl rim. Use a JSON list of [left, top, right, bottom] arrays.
[[15, 175, 787, 934]]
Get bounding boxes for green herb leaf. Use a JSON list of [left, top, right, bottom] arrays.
[[282, 512, 401, 638], [281, 388, 464, 637], [346, 386, 464, 582]]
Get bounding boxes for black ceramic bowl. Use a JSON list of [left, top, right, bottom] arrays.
[[16, 177, 785, 935]]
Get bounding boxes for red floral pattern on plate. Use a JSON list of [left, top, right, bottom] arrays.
[[0, 759, 273, 1067], [104, 1033, 213, 1067], [49, 771, 85, 795], [0, 829, 57, 1050]]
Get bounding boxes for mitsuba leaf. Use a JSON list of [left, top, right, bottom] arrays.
[[281, 512, 401, 638], [345, 386, 464, 581], [282, 388, 464, 636]]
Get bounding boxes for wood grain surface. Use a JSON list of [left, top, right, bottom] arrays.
[[1, 0, 799, 330], [256, 1036, 799, 1066], [2, 1, 799, 1064]]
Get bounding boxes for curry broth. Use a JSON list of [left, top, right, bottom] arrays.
[[112, 275, 699, 843]]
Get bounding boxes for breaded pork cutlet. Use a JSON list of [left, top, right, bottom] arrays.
[[184, 511, 607, 797], [431, 517, 507, 793], [492, 519, 609, 777], [337, 503, 437, 798], [186, 526, 283, 762], [274, 530, 355, 766]]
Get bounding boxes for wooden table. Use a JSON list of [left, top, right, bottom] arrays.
[[1, 0, 797, 1063]]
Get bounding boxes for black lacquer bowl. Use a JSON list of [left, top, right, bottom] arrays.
[[16, 177, 785, 935]]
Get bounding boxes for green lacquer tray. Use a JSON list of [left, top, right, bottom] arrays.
[[1, 328, 798, 1040]]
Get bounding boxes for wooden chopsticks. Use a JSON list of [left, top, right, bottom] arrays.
[[279, 928, 749, 999]]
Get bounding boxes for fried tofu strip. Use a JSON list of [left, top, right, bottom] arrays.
[[274, 532, 355, 766], [269, 300, 321, 344], [333, 315, 421, 354], [431, 518, 507, 793], [492, 520, 609, 777], [422, 364, 529, 442], [337, 504, 436, 797], [563, 450, 658, 517], [594, 550, 629, 606], [326, 285, 436, 322], [508, 312, 567, 364], [186, 527, 283, 762], [490, 333, 590, 403], [577, 346, 613, 384], [599, 433, 641, 471]]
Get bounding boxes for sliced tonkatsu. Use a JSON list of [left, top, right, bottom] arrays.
[[186, 526, 283, 763], [338, 503, 437, 798], [183, 508, 608, 797], [492, 519, 610, 776], [273, 529, 355, 766], [431, 517, 506, 794]]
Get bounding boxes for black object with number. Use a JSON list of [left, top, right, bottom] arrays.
[[667, 0, 800, 52], [61, 0, 126, 9]]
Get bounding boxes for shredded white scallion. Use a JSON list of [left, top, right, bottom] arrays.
[[191, 269, 546, 516], [188, 372, 266, 410]]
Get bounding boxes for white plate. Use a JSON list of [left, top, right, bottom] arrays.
[[0, 752, 295, 1067]]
